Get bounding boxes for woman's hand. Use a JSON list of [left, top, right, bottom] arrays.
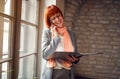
[[65, 55, 79, 63], [51, 25, 59, 37], [50, 52, 80, 64]]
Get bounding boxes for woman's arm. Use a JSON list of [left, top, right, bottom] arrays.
[[42, 29, 60, 60]]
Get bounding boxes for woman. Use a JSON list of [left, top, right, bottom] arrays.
[[41, 5, 79, 79]]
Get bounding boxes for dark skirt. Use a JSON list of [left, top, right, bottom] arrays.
[[52, 68, 71, 79]]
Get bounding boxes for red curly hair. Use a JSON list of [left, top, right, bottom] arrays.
[[44, 5, 63, 28]]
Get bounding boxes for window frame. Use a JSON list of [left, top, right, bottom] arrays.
[[0, 0, 41, 79]]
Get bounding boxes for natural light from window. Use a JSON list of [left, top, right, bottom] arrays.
[[1, 0, 11, 79]]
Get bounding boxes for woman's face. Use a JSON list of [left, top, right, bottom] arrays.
[[50, 13, 64, 28]]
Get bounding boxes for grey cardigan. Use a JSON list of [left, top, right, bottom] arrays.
[[41, 28, 78, 79]]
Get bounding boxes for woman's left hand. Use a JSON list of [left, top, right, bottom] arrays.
[[65, 55, 79, 63]]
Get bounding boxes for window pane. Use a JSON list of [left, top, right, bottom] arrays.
[[18, 55, 35, 79], [21, 0, 38, 24], [3, 18, 10, 59], [0, 0, 13, 15], [0, 16, 11, 59], [19, 23, 37, 56], [2, 62, 9, 79]]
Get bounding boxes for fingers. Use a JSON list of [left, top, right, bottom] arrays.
[[65, 55, 79, 62], [51, 25, 59, 37], [51, 25, 56, 31]]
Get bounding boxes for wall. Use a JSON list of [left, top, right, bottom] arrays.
[[64, 0, 120, 79], [56, 0, 65, 15]]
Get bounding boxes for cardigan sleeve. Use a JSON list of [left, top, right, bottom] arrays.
[[42, 29, 60, 60]]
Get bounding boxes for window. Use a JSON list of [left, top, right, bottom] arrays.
[[0, 0, 14, 78], [18, 0, 39, 78], [1, 17, 11, 79], [0, 0, 40, 79]]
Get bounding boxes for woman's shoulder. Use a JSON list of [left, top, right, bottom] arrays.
[[43, 28, 50, 32], [43, 28, 51, 34]]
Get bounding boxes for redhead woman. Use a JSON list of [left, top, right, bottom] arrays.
[[41, 5, 80, 79]]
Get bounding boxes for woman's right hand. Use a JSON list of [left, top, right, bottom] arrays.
[[51, 25, 59, 37]]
